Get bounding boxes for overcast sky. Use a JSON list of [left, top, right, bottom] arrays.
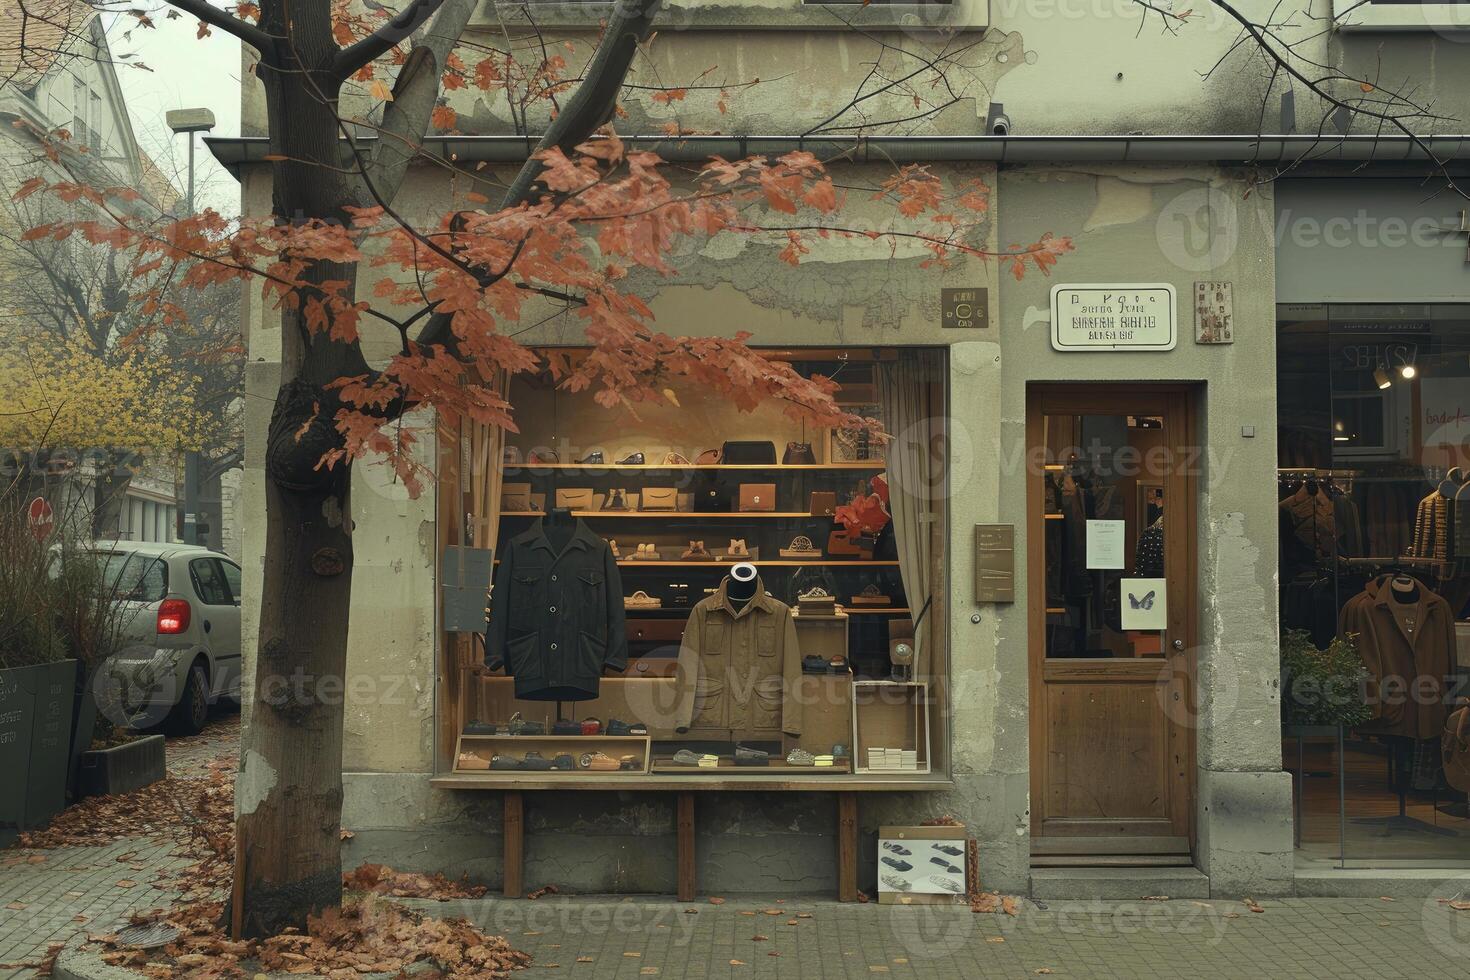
[[105, 11, 242, 215]]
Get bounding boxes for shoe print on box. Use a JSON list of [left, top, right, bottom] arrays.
[[876, 835, 967, 897]]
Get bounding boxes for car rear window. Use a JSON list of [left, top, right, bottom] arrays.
[[97, 552, 168, 602]]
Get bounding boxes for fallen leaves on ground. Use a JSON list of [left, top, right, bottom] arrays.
[[708, 896, 726, 905], [526, 884, 560, 900], [1141, 895, 1169, 901], [342, 862, 487, 900], [0, 941, 64, 975], [1441, 899, 1470, 911], [102, 893, 529, 979], [1243, 898, 1265, 913], [970, 891, 1019, 916]]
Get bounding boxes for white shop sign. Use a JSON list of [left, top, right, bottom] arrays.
[[1050, 284, 1178, 351]]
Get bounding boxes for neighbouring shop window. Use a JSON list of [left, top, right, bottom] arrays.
[[1277, 303, 1470, 867], [436, 347, 951, 784]]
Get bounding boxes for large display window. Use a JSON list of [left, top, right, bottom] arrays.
[[1277, 304, 1470, 866], [435, 347, 950, 785]]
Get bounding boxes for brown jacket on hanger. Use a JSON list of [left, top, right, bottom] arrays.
[[1411, 491, 1450, 561], [675, 577, 803, 741], [1338, 575, 1453, 739]]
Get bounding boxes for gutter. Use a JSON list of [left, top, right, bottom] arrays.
[[206, 133, 1470, 175]]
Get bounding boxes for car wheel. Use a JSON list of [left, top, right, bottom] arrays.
[[168, 661, 210, 735]]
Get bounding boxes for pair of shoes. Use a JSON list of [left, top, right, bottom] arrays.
[[509, 711, 545, 736], [575, 451, 604, 464], [491, 754, 520, 771], [881, 873, 912, 892], [802, 656, 830, 674], [933, 877, 963, 894], [551, 753, 575, 770], [932, 844, 963, 857], [618, 755, 641, 771], [727, 538, 749, 557], [521, 752, 555, 771], [883, 842, 911, 856], [663, 452, 690, 465], [930, 857, 962, 874], [456, 751, 490, 770], [672, 749, 719, 767], [578, 451, 645, 465], [682, 540, 711, 560], [606, 719, 648, 736], [786, 748, 815, 767], [529, 449, 559, 463], [881, 856, 912, 872], [633, 543, 662, 560], [463, 720, 498, 736], [552, 719, 581, 736], [580, 751, 638, 771], [734, 744, 769, 766]]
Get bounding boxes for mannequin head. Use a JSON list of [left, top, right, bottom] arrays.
[[727, 562, 758, 602]]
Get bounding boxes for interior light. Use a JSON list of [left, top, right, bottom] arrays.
[[1399, 363, 1417, 379], [1374, 366, 1392, 389]]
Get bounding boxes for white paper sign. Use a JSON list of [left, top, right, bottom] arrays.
[[877, 838, 966, 897], [1051, 284, 1178, 351], [1421, 378, 1470, 448], [1120, 578, 1167, 631], [1085, 520, 1125, 570]]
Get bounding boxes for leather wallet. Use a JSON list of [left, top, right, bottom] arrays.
[[739, 483, 777, 512], [809, 491, 837, 517], [555, 488, 594, 510], [503, 482, 533, 512], [641, 487, 678, 511]]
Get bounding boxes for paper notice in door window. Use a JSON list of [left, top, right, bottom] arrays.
[[1120, 578, 1167, 631], [1085, 519, 1125, 570]]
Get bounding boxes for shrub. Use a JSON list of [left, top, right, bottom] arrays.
[[1280, 628, 1372, 728]]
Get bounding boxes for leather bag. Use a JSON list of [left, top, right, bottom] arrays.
[[641, 487, 678, 511], [809, 491, 837, 517], [783, 442, 816, 465], [554, 487, 594, 511], [739, 483, 777, 512], [721, 440, 776, 465], [1444, 704, 1470, 792]]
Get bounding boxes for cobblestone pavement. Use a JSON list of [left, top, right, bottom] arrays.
[[0, 709, 239, 979], [403, 893, 1470, 980]]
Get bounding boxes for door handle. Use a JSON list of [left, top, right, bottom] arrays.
[[1171, 638, 1184, 651], [204, 620, 212, 633]]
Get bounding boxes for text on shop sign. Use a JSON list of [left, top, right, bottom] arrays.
[[1051, 284, 1178, 351]]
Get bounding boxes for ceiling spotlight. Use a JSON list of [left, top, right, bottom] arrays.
[[1374, 366, 1392, 389], [1399, 363, 1417, 379]]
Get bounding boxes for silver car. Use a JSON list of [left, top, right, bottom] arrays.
[[91, 542, 242, 734]]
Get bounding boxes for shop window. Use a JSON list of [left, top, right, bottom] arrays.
[[1276, 303, 1470, 867], [435, 347, 951, 784]]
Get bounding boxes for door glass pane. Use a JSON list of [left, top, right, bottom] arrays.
[[1043, 413, 1168, 659]]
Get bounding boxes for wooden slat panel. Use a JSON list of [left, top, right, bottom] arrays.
[[1031, 854, 1193, 868], [1031, 836, 1190, 856], [676, 793, 696, 901]]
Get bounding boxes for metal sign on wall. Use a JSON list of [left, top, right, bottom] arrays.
[[941, 287, 989, 329], [1050, 284, 1177, 351]]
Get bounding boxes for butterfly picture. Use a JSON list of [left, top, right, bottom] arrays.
[[1120, 578, 1167, 631]]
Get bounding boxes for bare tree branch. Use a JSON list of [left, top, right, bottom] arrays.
[[333, 0, 448, 80], [161, 0, 275, 56]]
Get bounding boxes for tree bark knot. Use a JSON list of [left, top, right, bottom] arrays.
[[310, 548, 346, 577], [267, 379, 348, 493]]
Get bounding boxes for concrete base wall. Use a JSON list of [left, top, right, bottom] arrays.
[[1196, 769, 1295, 897]]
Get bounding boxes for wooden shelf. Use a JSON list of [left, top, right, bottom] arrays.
[[618, 560, 899, 568], [493, 559, 899, 567], [843, 607, 911, 615], [651, 757, 853, 775], [505, 462, 883, 471], [501, 511, 821, 519]]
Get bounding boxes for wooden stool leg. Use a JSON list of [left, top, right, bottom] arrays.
[[676, 792, 696, 902], [503, 790, 524, 898], [837, 792, 858, 902]]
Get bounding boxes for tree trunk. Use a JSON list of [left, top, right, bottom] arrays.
[[232, 0, 364, 937], [90, 451, 133, 540]]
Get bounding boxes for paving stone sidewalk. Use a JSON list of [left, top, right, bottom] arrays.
[[396, 893, 1470, 980], [0, 711, 239, 979]]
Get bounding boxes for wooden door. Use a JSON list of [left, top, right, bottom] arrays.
[[1027, 386, 1197, 858]]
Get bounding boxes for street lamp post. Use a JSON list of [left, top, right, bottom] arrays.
[[165, 108, 215, 546]]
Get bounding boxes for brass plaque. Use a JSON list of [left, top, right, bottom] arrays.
[[941, 287, 989, 329], [974, 524, 1014, 603]]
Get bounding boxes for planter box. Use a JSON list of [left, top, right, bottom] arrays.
[[0, 660, 79, 846], [77, 733, 166, 797]]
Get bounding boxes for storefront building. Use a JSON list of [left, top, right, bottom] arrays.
[[219, 3, 1470, 900]]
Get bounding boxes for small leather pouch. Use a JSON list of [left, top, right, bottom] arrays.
[[739, 483, 777, 512], [809, 491, 837, 517], [555, 488, 594, 511], [503, 482, 533, 512], [641, 487, 678, 511], [783, 442, 816, 465]]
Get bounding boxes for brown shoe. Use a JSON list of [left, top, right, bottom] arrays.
[[580, 751, 621, 771]]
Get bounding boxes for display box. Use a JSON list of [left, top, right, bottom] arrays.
[[877, 824, 967, 904], [852, 681, 930, 774]]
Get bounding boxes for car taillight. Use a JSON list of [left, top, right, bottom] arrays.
[[157, 599, 191, 634]]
